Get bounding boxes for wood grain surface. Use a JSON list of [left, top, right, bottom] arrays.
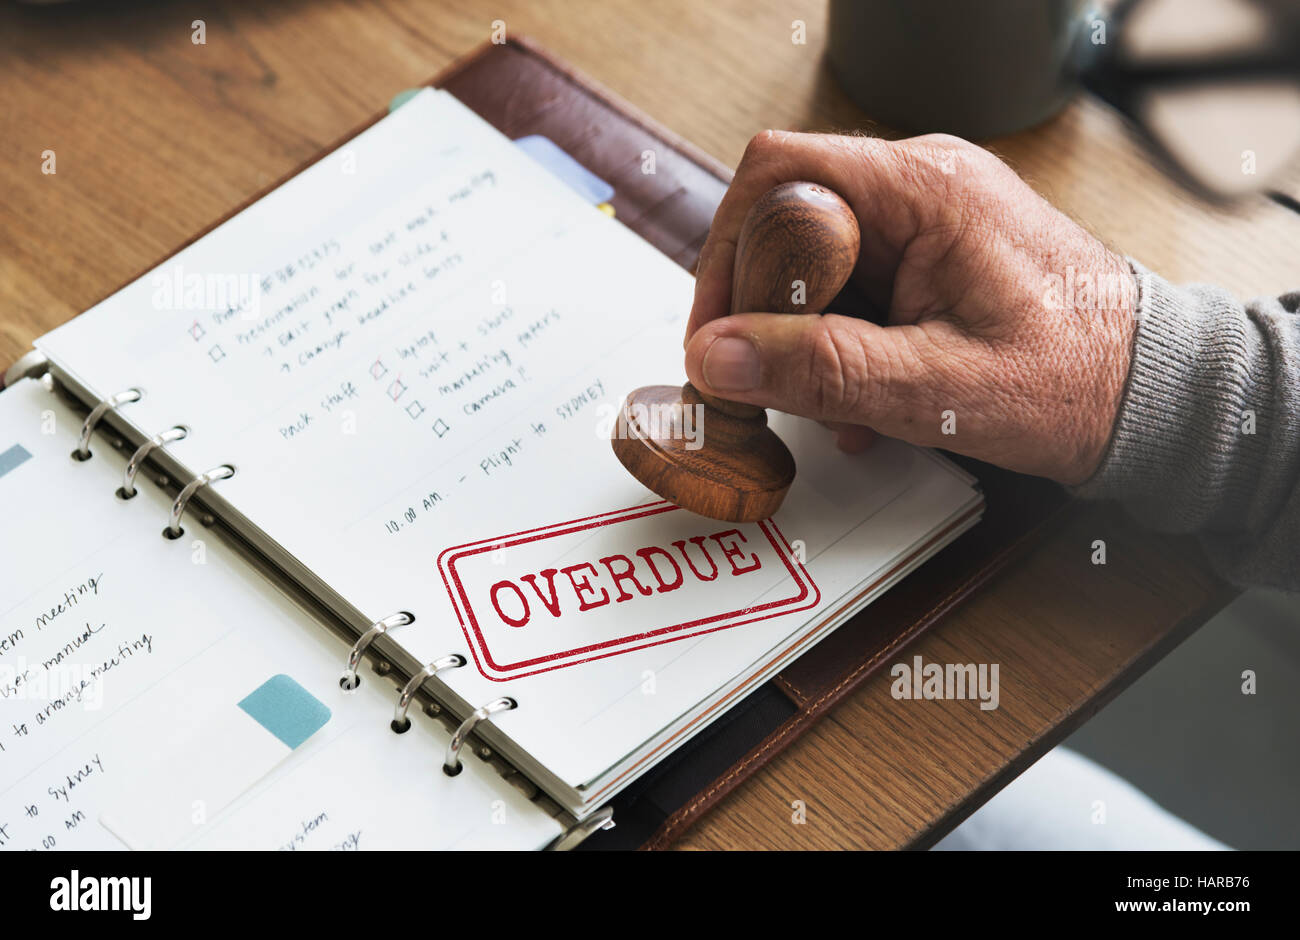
[[2, 0, 1292, 849]]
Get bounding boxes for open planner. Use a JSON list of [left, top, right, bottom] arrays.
[[1, 76, 983, 848]]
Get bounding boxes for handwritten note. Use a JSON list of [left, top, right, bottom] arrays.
[[0, 379, 560, 850]]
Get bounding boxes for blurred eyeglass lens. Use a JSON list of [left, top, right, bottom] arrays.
[[1122, 0, 1274, 59], [1142, 82, 1300, 197], [1122, 0, 1300, 197]]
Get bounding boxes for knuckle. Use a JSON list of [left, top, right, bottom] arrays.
[[741, 130, 781, 165], [902, 134, 998, 183], [802, 319, 872, 418], [913, 132, 967, 151], [835, 131, 885, 160]]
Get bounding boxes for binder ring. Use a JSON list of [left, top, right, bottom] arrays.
[[72, 387, 142, 460], [444, 697, 516, 776], [390, 654, 466, 733], [545, 806, 616, 852], [163, 464, 234, 539], [118, 425, 189, 499], [339, 611, 414, 691]]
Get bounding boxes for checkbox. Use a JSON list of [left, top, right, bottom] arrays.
[[405, 400, 425, 419], [387, 379, 407, 401], [189, 321, 205, 341], [432, 418, 450, 438], [208, 344, 226, 363], [370, 359, 387, 380]]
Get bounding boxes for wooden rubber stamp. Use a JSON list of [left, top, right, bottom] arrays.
[[612, 181, 861, 522]]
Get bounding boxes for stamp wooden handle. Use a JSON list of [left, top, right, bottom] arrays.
[[729, 181, 861, 319], [613, 182, 862, 522], [698, 181, 861, 418]]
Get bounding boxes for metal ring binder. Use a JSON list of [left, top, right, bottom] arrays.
[[339, 611, 414, 691], [546, 806, 616, 851], [72, 387, 142, 460], [443, 697, 516, 776], [164, 464, 235, 538], [391, 654, 466, 732], [119, 425, 189, 499]]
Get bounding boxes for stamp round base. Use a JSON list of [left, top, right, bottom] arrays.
[[611, 383, 795, 523]]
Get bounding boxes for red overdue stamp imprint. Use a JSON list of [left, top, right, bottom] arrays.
[[437, 501, 820, 680]]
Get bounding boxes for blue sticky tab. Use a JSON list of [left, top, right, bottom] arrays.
[[388, 88, 421, 113], [514, 135, 615, 205], [238, 675, 330, 749], [0, 444, 31, 479]]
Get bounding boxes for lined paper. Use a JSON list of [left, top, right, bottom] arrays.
[[0, 378, 560, 850]]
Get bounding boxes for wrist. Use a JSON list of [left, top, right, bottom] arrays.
[[1054, 252, 1139, 486]]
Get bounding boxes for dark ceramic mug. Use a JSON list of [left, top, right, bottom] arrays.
[[827, 0, 1102, 138]]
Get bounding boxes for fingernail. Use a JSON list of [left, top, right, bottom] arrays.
[[703, 336, 760, 392]]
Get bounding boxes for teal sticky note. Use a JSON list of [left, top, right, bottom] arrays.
[[389, 88, 421, 113], [0, 444, 31, 478], [238, 675, 331, 749]]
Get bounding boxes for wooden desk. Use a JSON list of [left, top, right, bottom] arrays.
[[2, 0, 1292, 849]]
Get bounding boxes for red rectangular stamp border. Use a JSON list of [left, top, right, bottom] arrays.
[[436, 501, 821, 681]]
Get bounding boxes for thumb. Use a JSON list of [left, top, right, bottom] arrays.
[[684, 312, 938, 436]]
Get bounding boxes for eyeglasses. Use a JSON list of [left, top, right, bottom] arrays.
[[1083, 0, 1300, 203]]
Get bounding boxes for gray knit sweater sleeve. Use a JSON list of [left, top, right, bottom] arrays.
[[1072, 261, 1300, 591]]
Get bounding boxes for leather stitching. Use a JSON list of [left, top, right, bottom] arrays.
[[772, 674, 807, 704]]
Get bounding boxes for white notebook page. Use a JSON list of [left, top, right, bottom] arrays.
[[0, 378, 561, 850], [36, 89, 979, 796]]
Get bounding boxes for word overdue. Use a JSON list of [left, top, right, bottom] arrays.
[[437, 502, 819, 680]]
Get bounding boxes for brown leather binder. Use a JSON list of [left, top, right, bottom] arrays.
[[428, 38, 1068, 849]]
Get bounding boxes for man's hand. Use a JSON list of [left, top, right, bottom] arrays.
[[684, 131, 1138, 486]]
